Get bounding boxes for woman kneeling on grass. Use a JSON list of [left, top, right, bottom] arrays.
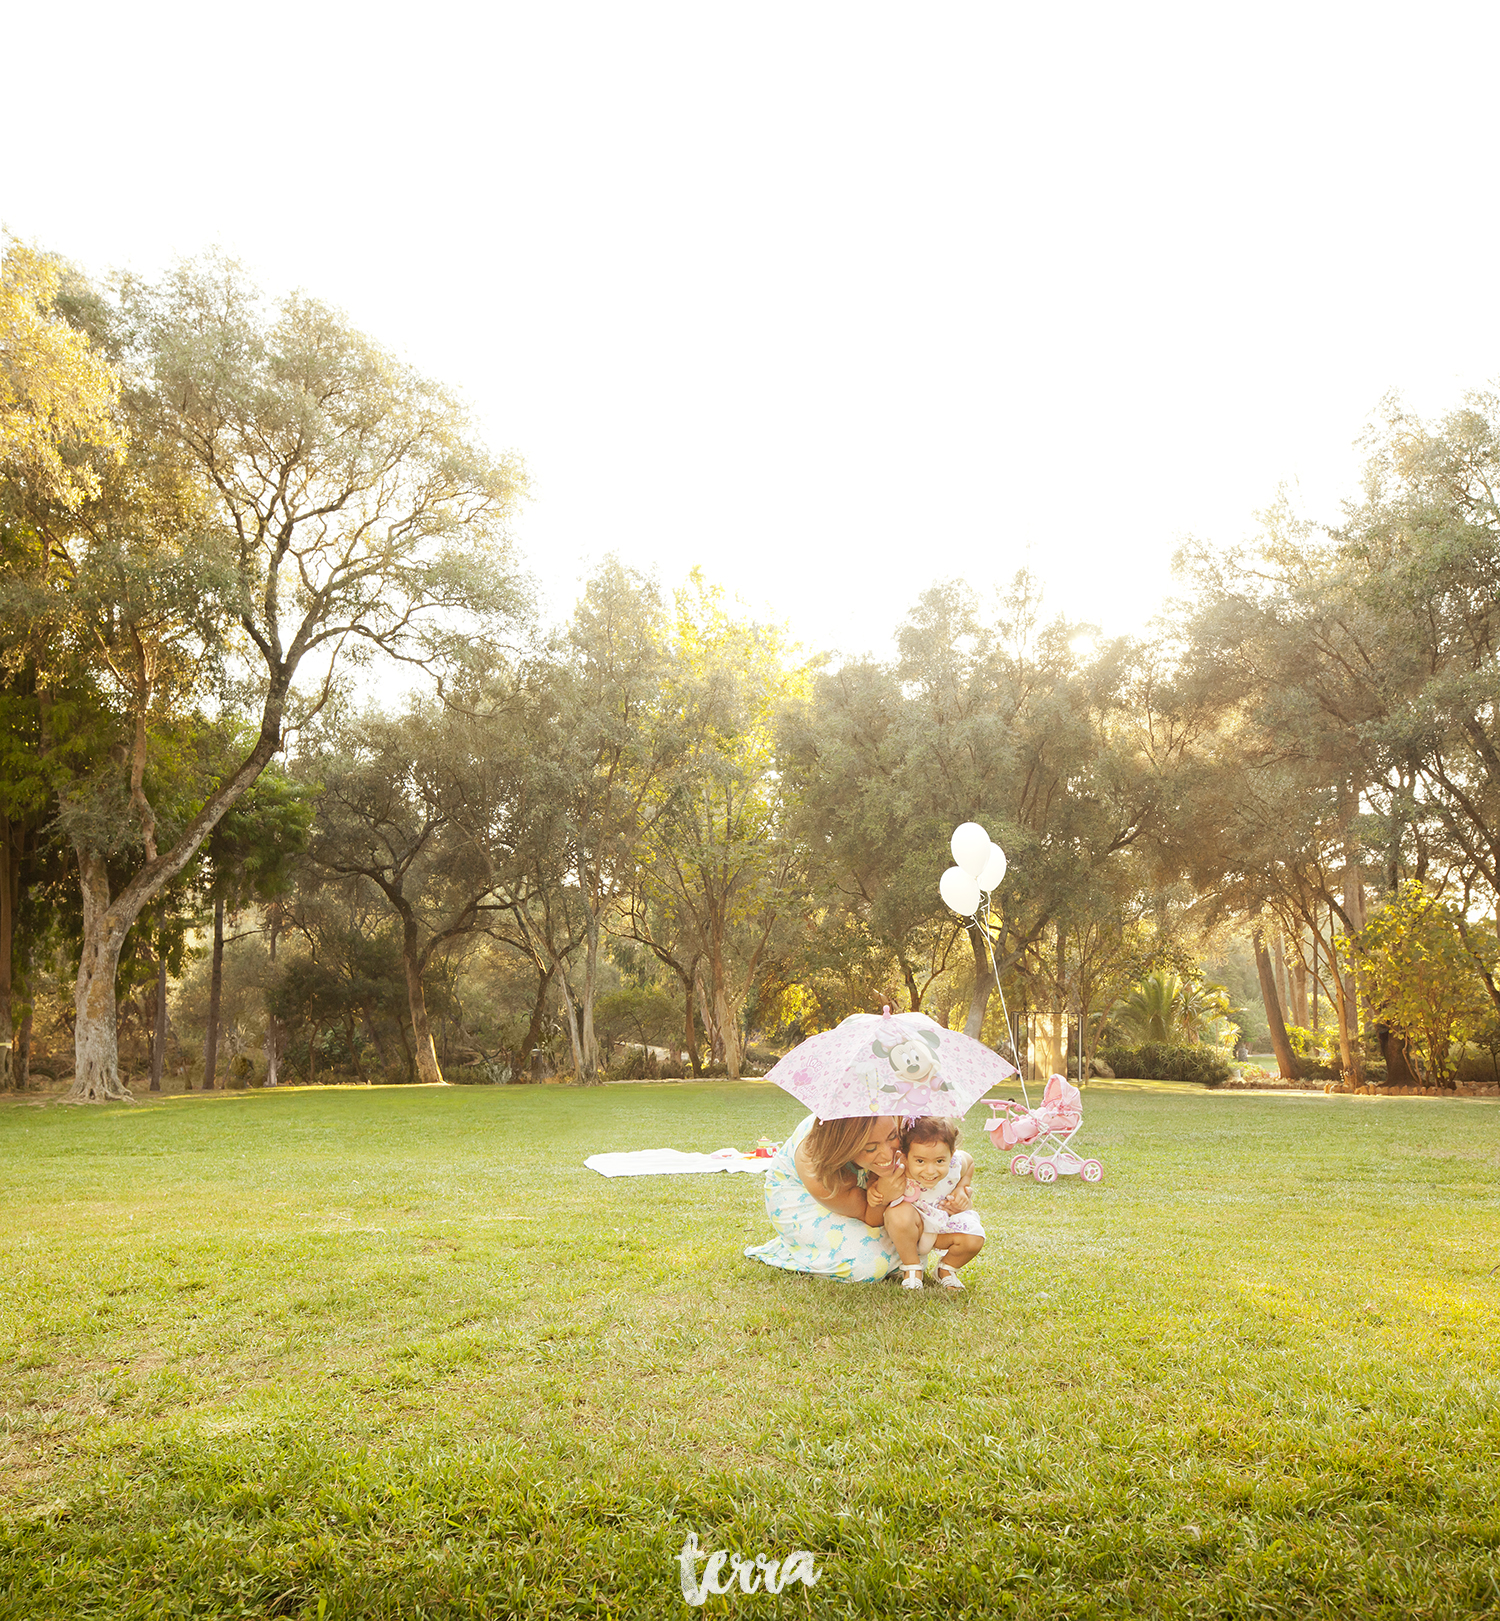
[[744, 1114, 974, 1283]]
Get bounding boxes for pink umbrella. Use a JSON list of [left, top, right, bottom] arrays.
[[765, 1007, 1017, 1120]]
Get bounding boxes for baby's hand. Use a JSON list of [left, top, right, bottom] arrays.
[[941, 1185, 973, 1214], [870, 1153, 906, 1204]]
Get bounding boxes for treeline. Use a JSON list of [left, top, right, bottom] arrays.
[[2, 238, 1498, 1099]]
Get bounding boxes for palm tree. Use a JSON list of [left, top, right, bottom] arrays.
[[1115, 971, 1183, 1043], [1115, 971, 1232, 1046]]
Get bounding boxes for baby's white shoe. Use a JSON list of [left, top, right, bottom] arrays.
[[899, 1264, 924, 1290]]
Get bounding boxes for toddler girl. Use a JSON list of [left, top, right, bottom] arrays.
[[890, 1116, 985, 1291]]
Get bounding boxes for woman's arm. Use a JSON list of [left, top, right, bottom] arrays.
[[795, 1142, 904, 1227]]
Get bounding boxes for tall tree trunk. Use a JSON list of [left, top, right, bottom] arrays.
[[392, 1014, 415, 1083], [696, 973, 721, 1064], [556, 965, 586, 1083], [203, 895, 224, 1090], [359, 1010, 389, 1069], [401, 919, 445, 1086], [963, 926, 995, 1041], [1336, 855, 1368, 1082], [1273, 933, 1290, 1023], [0, 815, 30, 1089], [579, 914, 601, 1082], [65, 699, 288, 1104], [1341, 855, 1368, 1077], [898, 953, 923, 1013], [1330, 945, 1363, 1086], [1292, 946, 1309, 1028], [1253, 925, 1299, 1081], [681, 965, 702, 1078], [1376, 1023, 1421, 1087], [67, 848, 134, 1102], [711, 951, 743, 1081], [264, 912, 280, 1087], [1054, 921, 1067, 1064], [1311, 924, 1320, 1029], [346, 1012, 368, 1084], [0, 814, 13, 1087], [149, 912, 167, 1093], [520, 962, 556, 1078], [15, 1004, 31, 1091]]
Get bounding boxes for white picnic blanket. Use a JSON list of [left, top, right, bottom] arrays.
[[584, 1149, 772, 1177]]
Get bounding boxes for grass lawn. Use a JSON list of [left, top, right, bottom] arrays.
[[1, 1079, 1497, 1620]]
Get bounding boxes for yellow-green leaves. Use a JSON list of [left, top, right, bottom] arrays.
[[0, 237, 123, 510]]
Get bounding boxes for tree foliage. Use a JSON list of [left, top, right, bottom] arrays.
[[5, 234, 1498, 1104], [1345, 882, 1493, 1087]]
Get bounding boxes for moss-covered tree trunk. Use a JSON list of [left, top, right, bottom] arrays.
[[67, 849, 133, 1103]]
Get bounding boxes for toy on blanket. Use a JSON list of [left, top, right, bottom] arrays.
[[983, 1073, 1103, 1186]]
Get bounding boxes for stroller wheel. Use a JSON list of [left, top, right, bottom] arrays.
[[1010, 1155, 1032, 1177], [1081, 1159, 1104, 1184], [1033, 1160, 1059, 1185]]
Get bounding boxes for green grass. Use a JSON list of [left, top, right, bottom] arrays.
[[1, 1079, 1497, 1619]]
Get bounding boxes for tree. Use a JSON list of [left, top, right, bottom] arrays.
[[302, 698, 516, 1086], [1112, 969, 1230, 1045], [778, 657, 965, 1019], [592, 984, 680, 1061], [545, 561, 680, 1083], [640, 578, 804, 1080], [57, 256, 527, 1099], [196, 762, 312, 1089], [1171, 540, 1379, 1083], [266, 911, 411, 1086], [1333, 397, 1500, 907], [619, 874, 708, 1076], [1345, 881, 1492, 1087], [783, 577, 1194, 1053], [1, 237, 122, 511], [1, 240, 124, 1085], [1172, 392, 1500, 1087]]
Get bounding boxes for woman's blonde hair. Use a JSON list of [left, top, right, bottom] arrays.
[[805, 1116, 890, 1187]]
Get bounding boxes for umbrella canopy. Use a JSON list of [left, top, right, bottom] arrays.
[[765, 1008, 1017, 1121]]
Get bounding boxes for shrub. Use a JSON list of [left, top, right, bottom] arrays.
[[1099, 1041, 1231, 1088], [1297, 1059, 1340, 1081], [1284, 1024, 1339, 1063], [448, 1061, 513, 1085], [613, 1048, 660, 1081]]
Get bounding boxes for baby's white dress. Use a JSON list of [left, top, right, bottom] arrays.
[[900, 1150, 986, 1254]]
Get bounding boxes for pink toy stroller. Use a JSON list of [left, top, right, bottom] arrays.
[[983, 1073, 1103, 1185]]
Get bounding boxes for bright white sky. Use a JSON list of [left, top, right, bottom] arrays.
[[6, 2, 1500, 663]]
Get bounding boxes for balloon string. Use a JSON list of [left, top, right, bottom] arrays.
[[976, 894, 1031, 1111]]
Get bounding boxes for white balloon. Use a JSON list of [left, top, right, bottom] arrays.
[[978, 843, 1007, 891], [950, 822, 991, 878], [939, 865, 982, 916]]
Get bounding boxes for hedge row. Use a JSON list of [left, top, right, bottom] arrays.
[[1099, 1041, 1232, 1088]]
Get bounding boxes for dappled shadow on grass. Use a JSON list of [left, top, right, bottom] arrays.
[[1, 1083, 1498, 1616]]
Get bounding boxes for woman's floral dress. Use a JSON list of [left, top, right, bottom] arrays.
[[743, 1115, 901, 1282]]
